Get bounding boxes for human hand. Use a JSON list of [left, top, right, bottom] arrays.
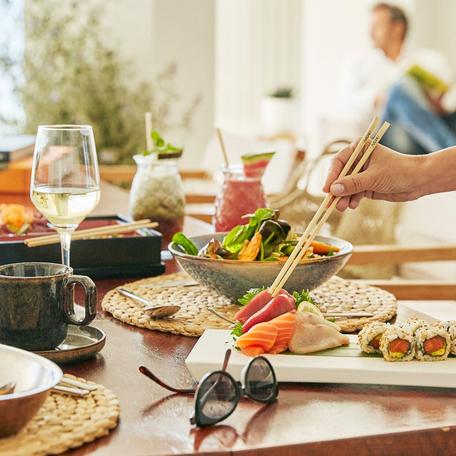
[[322, 142, 426, 211]]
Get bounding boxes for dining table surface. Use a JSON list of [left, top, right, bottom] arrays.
[[4, 186, 456, 456]]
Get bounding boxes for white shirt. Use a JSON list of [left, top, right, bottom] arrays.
[[339, 45, 453, 125]]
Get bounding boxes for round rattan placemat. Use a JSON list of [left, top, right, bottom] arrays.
[[102, 272, 397, 335], [0, 374, 120, 456]]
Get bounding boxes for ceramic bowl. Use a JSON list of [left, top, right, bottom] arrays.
[[169, 233, 353, 302], [0, 344, 62, 437]]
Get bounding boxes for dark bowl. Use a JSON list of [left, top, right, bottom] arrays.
[[169, 233, 352, 302]]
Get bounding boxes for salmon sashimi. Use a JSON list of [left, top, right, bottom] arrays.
[[268, 312, 296, 354], [236, 322, 278, 356], [243, 293, 296, 333], [240, 346, 265, 357]]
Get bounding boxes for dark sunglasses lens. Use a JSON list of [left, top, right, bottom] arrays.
[[197, 372, 238, 426], [245, 357, 277, 402]]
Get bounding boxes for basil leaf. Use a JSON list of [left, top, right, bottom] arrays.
[[172, 232, 198, 256], [238, 286, 266, 306]]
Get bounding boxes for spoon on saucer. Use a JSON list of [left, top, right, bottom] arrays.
[[0, 382, 16, 395], [117, 288, 180, 319]]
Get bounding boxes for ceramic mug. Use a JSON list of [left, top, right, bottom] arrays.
[[0, 262, 96, 351]]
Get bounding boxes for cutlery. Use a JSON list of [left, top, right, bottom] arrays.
[[117, 288, 181, 319], [52, 377, 98, 397], [139, 280, 199, 289], [0, 382, 16, 395]]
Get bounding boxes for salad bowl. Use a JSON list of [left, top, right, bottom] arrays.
[[169, 233, 353, 301]]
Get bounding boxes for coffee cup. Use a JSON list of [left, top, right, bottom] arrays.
[[0, 262, 96, 351]]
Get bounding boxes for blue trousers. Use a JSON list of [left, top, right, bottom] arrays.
[[381, 76, 456, 155]]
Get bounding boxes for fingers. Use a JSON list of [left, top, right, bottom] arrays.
[[322, 144, 356, 193], [349, 192, 364, 209], [335, 196, 351, 211], [329, 170, 372, 197]]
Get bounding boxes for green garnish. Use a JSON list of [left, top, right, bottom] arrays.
[[292, 289, 316, 308], [231, 322, 243, 338], [238, 287, 266, 306], [171, 232, 198, 256], [143, 131, 183, 156]]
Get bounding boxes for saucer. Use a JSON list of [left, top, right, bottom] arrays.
[[35, 325, 106, 364]]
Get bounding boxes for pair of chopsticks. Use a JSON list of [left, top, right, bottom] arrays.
[[24, 219, 158, 248], [52, 375, 98, 397], [269, 116, 390, 297]]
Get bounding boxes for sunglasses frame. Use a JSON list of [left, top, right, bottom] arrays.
[[190, 355, 278, 427]]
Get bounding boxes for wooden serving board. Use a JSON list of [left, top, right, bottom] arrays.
[[186, 330, 456, 389]]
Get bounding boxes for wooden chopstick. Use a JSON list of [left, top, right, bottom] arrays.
[[268, 116, 379, 295], [270, 120, 390, 296], [25, 219, 157, 247]]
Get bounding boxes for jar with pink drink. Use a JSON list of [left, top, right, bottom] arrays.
[[213, 152, 274, 232]]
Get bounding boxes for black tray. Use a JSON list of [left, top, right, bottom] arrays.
[[0, 215, 165, 279]]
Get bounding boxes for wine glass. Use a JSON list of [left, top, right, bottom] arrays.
[[30, 125, 100, 266]]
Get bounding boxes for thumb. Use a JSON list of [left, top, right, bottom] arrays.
[[330, 171, 372, 197]]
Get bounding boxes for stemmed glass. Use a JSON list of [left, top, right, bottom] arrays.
[[30, 125, 100, 266]]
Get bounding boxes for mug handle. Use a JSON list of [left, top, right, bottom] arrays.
[[63, 275, 97, 326]]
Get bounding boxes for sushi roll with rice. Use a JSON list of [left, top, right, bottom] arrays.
[[358, 322, 389, 354], [436, 321, 456, 355], [415, 323, 451, 361], [398, 318, 426, 334], [380, 326, 415, 362]]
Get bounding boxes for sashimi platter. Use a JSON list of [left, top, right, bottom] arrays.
[[185, 118, 456, 390]]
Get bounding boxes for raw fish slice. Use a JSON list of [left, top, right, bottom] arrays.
[[243, 293, 296, 333], [236, 322, 278, 356], [235, 289, 292, 323], [235, 289, 272, 323], [268, 312, 296, 354], [241, 346, 265, 357], [288, 312, 349, 354]]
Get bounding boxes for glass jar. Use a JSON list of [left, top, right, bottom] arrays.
[[129, 154, 185, 244], [213, 165, 267, 232]]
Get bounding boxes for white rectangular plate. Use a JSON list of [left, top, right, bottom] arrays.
[[186, 330, 456, 389]]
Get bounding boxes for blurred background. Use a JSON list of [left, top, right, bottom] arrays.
[[1, 0, 455, 280]]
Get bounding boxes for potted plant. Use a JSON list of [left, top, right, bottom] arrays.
[[261, 86, 298, 136]]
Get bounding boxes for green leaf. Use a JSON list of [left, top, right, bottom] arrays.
[[171, 232, 198, 256], [231, 322, 244, 338], [151, 130, 165, 148], [238, 286, 266, 306], [292, 289, 316, 308], [222, 225, 250, 254]]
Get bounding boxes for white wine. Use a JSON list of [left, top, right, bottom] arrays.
[[31, 186, 100, 228]]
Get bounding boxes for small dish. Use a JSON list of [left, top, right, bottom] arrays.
[[0, 344, 62, 437], [35, 325, 106, 364]]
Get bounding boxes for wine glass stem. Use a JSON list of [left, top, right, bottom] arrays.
[[58, 229, 73, 267]]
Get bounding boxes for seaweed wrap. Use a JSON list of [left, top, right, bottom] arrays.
[[415, 324, 451, 361], [358, 321, 389, 354], [380, 326, 415, 362]]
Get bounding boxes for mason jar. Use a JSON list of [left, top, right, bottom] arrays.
[[129, 154, 185, 244], [213, 164, 267, 232]]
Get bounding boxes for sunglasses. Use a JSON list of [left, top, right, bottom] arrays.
[[139, 349, 278, 427]]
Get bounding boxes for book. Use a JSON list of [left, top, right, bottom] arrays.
[[0, 135, 35, 163]]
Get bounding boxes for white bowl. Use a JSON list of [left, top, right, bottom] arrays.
[[0, 344, 62, 437]]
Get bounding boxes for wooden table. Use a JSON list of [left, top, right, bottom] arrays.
[[3, 192, 456, 455]]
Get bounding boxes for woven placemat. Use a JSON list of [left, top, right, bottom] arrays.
[[0, 374, 120, 456], [102, 272, 397, 335]]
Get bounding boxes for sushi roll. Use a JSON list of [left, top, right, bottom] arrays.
[[415, 324, 451, 361], [380, 326, 415, 362], [398, 318, 426, 334], [358, 322, 389, 354], [436, 321, 456, 355]]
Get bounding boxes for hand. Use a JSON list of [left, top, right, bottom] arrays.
[[322, 142, 426, 211]]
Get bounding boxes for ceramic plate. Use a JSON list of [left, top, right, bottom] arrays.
[[35, 325, 106, 364], [186, 330, 456, 388]]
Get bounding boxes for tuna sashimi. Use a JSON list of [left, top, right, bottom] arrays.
[[235, 289, 272, 323], [236, 321, 278, 356], [268, 312, 296, 354], [242, 293, 296, 333], [235, 289, 294, 324]]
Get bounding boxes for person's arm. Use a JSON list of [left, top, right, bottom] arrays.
[[323, 144, 456, 211]]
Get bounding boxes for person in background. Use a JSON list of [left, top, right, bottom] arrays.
[[324, 142, 456, 211], [340, 2, 456, 155]]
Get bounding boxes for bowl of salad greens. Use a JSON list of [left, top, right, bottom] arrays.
[[169, 208, 352, 301]]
